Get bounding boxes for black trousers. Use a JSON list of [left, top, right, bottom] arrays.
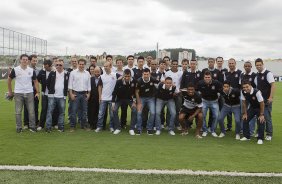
[[88, 99, 99, 129], [243, 108, 265, 140]]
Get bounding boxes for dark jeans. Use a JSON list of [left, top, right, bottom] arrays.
[[46, 97, 66, 130], [70, 92, 89, 128], [113, 100, 137, 130], [88, 99, 99, 129], [120, 102, 128, 128], [243, 108, 265, 140]]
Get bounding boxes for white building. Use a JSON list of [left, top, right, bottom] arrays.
[[178, 51, 192, 65], [158, 50, 171, 59]]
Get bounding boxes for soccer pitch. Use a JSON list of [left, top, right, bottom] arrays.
[[0, 80, 281, 183]]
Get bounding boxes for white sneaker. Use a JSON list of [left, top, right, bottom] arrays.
[[161, 125, 165, 129], [169, 130, 176, 136], [37, 126, 42, 131], [113, 129, 121, 135], [153, 127, 156, 131], [254, 133, 258, 138], [207, 127, 211, 133], [155, 130, 161, 135], [235, 134, 240, 140], [240, 137, 250, 141], [54, 125, 58, 129], [23, 125, 28, 130], [109, 128, 114, 133], [265, 136, 272, 141], [202, 132, 208, 137], [211, 132, 218, 137], [218, 133, 225, 138], [129, 130, 135, 135], [257, 139, 263, 145], [95, 127, 102, 133]]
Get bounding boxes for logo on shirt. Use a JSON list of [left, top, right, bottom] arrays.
[[150, 82, 153, 86], [191, 98, 195, 102], [211, 85, 215, 90], [197, 73, 200, 77], [249, 78, 252, 81], [213, 74, 217, 78], [232, 94, 235, 98], [235, 74, 238, 78], [252, 96, 256, 100], [261, 76, 264, 80], [131, 83, 135, 87]]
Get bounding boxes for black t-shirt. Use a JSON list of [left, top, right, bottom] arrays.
[[136, 77, 158, 97], [156, 83, 176, 101], [197, 80, 222, 101], [132, 68, 143, 80]]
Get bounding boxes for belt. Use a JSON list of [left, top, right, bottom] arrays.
[[74, 91, 87, 94]]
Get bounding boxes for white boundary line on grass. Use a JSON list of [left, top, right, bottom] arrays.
[[0, 165, 282, 177]]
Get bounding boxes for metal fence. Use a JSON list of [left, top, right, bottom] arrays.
[[0, 27, 47, 56]]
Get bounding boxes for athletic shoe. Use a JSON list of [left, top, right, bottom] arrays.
[[113, 129, 121, 135], [23, 125, 28, 130], [180, 131, 188, 136], [16, 128, 23, 133], [195, 135, 203, 139], [46, 128, 51, 133], [218, 133, 225, 138], [225, 127, 232, 132], [136, 130, 141, 135], [254, 133, 258, 138], [202, 132, 208, 137], [109, 128, 114, 133], [29, 128, 37, 133], [176, 126, 182, 131], [147, 130, 154, 135], [58, 129, 64, 133], [54, 125, 58, 129], [129, 130, 135, 136], [37, 126, 42, 131], [240, 137, 250, 141], [211, 132, 218, 137], [155, 130, 161, 135], [95, 127, 102, 133], [168, 130, 176, 136], [161, 125, 165, 129], [265, 136, 272, 141], [257, 139, 263, 145], [69, 128, 75, 132], [235, 134, 240, 140]]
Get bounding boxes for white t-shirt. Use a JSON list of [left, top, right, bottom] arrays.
[[164, 70, 183, 93], [99, 72, 117, 101], [10, 66, 36, 93], [54, 71, 65, 98]]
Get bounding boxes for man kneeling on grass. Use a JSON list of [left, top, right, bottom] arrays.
[[240, 81, 265, 145], [179, 83, 203, 139]]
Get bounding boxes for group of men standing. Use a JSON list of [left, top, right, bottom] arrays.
[[7, 54, 275, 144]]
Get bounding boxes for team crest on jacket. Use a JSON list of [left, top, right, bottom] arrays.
[[191, 98, 195, 102], [252, 96, 256, 100], [211, 85, 215, 90], [261, 76, 264, 80], [232, 94, 235, 98], [197, 73, 200, 77], [235, 74, 238, 78], [249, 78, 252, 81], [150, 82, 153, 86], [213, 74, 217, 78]]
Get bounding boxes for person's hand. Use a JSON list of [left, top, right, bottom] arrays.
[[258, 114, 265, 124], [188, 115, 195, 122], [267, 97, 273, 104], [86, 93, 90, 101], [35, 92, 40, 100], [111, 103, 115, 111], [8, 91, 14, 97], [70, 93, 76, 101], [242, 113, 247, 121], [137, 103, 142, 112]]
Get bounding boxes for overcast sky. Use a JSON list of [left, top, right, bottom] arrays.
[[1, 0, 282, 59]]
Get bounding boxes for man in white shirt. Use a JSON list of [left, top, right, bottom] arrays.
[[45, 59, 69, 132], [164, 59, 183, 129], [123, 55, 135, 77], [95, 61, 119, 132], [7, 54, 39, 133], [68, 58, 91, 132]]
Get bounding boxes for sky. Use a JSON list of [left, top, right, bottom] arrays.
[[1, 0, 282, 60]]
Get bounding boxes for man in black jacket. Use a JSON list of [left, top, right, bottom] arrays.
[[112, 69, 137, 135], [45, 59, 69, 132]]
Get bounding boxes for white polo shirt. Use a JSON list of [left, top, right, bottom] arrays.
[[68, 69, 91, 92], [9, 66, 36, 94], [99, 72, 118, 101]]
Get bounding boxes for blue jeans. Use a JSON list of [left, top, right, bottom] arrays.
[[70, 93, 88, 128], [202, 99, 219, 133], [97, 100, 114, 129], [264, 102, 273, 136], [137, 97, 155, 131], [155, 98, 176, 131], [46, 97, 66, 130], [113, 100, 137, 130], [218, 104, 241, 134], [166, 94, 182, 127], [243, 108, 265, 140]]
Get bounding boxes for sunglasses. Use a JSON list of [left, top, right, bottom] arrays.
[[56, 64, 63, 67]]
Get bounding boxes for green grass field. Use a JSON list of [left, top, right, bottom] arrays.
[[0, 80, 282, 183]]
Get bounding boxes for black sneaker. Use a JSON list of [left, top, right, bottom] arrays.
[[29, 128, 37, 133], [16, 128, 23, 133], [136, 130, 141, 135], [147, 130, 154, 135]]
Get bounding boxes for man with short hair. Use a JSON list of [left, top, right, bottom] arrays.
[[179, 83, 203, 138], [144, 55, 153, 69], [181, 59, 189, 72], [7, 54, 39, 133], [45, 59, 69, 132], [68, 58, 91, 132], [115, 58, 124, 75], [181, 59, 201, 90], [123, 55, 135, 77], [37, 59, 53, 131], [132, 56, 144, 80], [163, 56, 170, 71], [136, 68, 159, 135], [112, 69, 137, 135], [240, 81, 265, 145], [197, 71, 222, 137], [155, 77, 176, 135], [95, 61, 120, 132], [254, 58, 275, 141]]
